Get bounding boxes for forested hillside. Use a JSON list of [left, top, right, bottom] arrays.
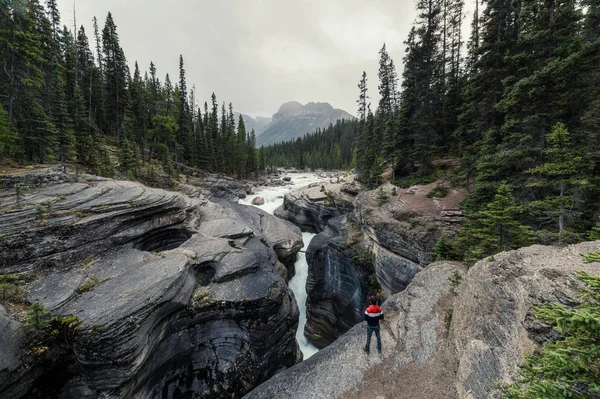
[[266, 0, 600, 254], [263, 118, 357, 170], [0, 0, 262, 180]]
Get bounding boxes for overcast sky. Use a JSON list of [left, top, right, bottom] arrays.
[[57, 1, 465, 118]]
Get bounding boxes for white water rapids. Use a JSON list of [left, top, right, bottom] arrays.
[[240, 173, 328, 359]]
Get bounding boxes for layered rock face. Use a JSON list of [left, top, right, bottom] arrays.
[[0, 167, 302, 398], [274, 192, 353, 233], [181, 173, 252, 201], [353, 190, 462, 296], [301, 186, 461, 347], [244, 241, 600, 399], [304, 216, 371, 348]]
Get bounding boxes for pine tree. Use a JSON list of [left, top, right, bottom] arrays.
[[397, 0, 446, 177], [0, 103, 19, 159], [129, 61, 147, 152], [102, 12, 129, 140], [92, 16, 103, 73], [45, 0, 60, 40], [526, 123, 591, 238], [236, 114, 247, 177], [23, 301, 51, 345], [118, 137, 135, 177], [353, 71, 369, 179], [455, 182, 535, 261], [246, 130, 257, 177], [177, 55, 191, 163]]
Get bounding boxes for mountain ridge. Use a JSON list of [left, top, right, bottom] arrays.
[[254, 101, 354, 146]]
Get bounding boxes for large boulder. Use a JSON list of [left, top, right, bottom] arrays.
[[0, 168, 301, 399], [274, 192, 353, 233], [209, 198, 304, 276], [244, 241, 600, 398], [182, 173, 252, 201]]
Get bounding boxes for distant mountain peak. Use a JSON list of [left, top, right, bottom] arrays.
[[257, 101, 353, 146]]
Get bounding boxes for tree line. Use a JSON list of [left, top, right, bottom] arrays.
[[0, 0, 261, 180], [262, 119, 357, 171]]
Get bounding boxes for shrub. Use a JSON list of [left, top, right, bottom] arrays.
[[502, 270, 600, 398], [427, 184, 448, 198], [77, 276, 101, 294], [375, 187, 389, 206], [35, 203, 48, 221], [0, 271, 24, 303], [352, 249, 374, 267], [431, 236, 459, 261], [448, 270, 463, 295]]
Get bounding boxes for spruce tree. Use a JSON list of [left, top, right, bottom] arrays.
[[236, 114, 247, 177], [455, 182, 535, 261], [102, 12, 129, 140], [526, 123, 591, 238], [177, 55, 191, 164], [353, 71, 369, 179], [502, 272, 600, 399]]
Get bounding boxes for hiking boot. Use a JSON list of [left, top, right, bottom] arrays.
[[377, 347, 382, 354], [363, 346, 370, 354]]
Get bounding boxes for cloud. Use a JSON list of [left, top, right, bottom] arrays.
[[60, 0, 428, 117]]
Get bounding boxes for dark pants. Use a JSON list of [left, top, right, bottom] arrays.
[[365, 325, 381, 351]]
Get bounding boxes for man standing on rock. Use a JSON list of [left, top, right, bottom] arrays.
[[364, 296, 384, 354]]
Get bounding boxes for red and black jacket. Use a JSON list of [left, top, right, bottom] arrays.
[[364, 304, 384, 327]]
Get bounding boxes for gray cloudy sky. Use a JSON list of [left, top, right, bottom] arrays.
[[58, 1, 438, 117]]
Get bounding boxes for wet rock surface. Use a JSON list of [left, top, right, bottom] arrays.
[[245, 241, 600, 399], [0, 167, 301, 399]]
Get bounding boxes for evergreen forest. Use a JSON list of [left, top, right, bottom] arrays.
[[264, 0, 600, 257], [0, 0, 262, 183], [2, 0, 600, 253]]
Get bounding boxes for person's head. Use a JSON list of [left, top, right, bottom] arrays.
[[369, 296, 377, 305]]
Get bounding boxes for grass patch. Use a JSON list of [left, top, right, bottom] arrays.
[[77, 276, 102, 294]]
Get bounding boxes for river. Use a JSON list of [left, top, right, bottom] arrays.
[[240, 172, 328, 359]]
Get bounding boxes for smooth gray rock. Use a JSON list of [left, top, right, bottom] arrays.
[[0, 306, 23, 373], [373, 244, 422, 295], [0, 169, 301, 399], [274, 192, 353, 233], [182, 174, 251, 201], [453, 242, 600, 399], [246, 241, 600, 399], [245, 261, 462, 399], [211, 198, 303, 270]]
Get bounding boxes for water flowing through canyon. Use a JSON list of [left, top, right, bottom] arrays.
[[240, 173, 325, 359]]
